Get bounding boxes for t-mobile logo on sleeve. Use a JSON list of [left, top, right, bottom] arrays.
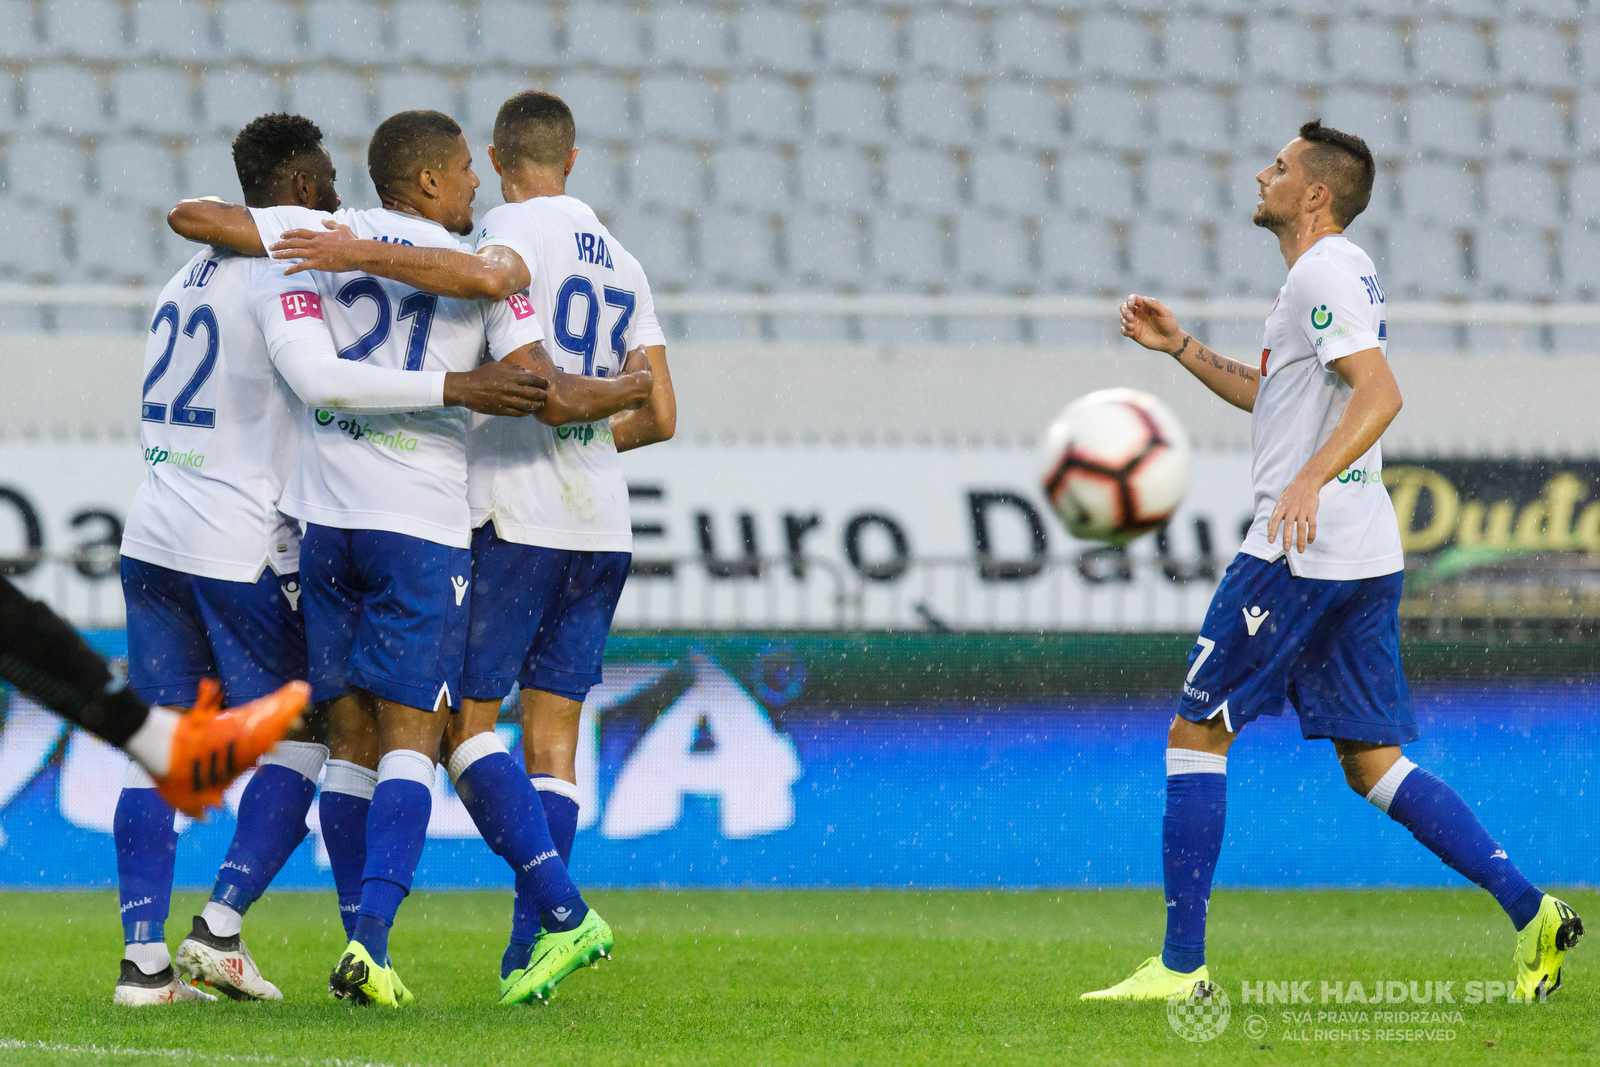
[[281, 291, 323, 320], [507, 292, 535, 319]]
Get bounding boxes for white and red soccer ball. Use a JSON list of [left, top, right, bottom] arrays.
[[1038, 388, 1191, 545]]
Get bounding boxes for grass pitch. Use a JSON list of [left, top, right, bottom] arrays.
[[0, 888, 1594, 1067]]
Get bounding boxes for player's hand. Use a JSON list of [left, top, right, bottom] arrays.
[[270, 220, 363, 275], [443, 361, 549, 417], [1119, 294, 1185, 355], [618, 346, 654, 409], [1268, 474, 1321, 553]]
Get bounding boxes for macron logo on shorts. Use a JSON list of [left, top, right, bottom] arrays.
[[507, 292, 536, 320], [281, 291, 323, 320]]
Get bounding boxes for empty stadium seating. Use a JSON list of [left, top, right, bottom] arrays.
[[0, 0, 1596, 346]]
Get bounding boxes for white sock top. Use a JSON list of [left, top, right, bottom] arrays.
[[123, 763, 158, 790], [260, 740, 329, 783], [446, 731, 506, 784], [124, 940, 171, 975], [321, 759, 378, 800], [1364, 756, 1417, 814], [1166, 748, 1228, 776], [124, 705, 180, 778], [200, 900, 244, 939], [376, 748, 436, 788], [531, 775, 581, 803]]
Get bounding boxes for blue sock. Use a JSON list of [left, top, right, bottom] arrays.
[[355, 750, 435, 962], [1161, 749, 1227, 975], [319, 760, 376, 939], [210, 745, 325, 914], [1374, 759, 1543, 931], [115, 777, 178, 948], [532, 774, 581, 867]]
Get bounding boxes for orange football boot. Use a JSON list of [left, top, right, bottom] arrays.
[[154, 679, 310, 817]]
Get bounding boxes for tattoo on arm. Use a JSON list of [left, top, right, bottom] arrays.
[[1176, 333, 1259, 383], [1172, 335, 1193, 362]]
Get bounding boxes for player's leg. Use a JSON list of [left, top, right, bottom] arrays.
[[522, 688, 584, 864], [321, 693, 380, 938]]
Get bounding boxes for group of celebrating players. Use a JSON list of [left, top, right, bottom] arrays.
[[109, 90, 668, 1008]]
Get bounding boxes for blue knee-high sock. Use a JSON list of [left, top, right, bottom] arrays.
[[210, 743, 326, 915], [319, 760, 376, 939], [532, 774, 581, 867], [354, 750, 435, 964], [1161, 749, 1228, 975], [1371, 758, 1544, 930], [450, 736, 585, 978], [115, 774, 179, 960]]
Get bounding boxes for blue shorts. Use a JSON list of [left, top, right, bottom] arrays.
[[1175, 553, 1417, 745], [461, 524, 630, 702], [300, 524, 471, 710], [120, 557, 307, 707]]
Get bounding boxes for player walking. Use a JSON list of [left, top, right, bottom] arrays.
[[1087, 122, 1583, 1002], [114, 113, 546, 1006], [167, 110, 578, 1008], [267, 89, 676, 1002]]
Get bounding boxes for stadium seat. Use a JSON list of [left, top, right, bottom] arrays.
[[305, 1, 390, 64], [0, 79, 18, 134], [44, 0, 129, 60], [1077, 15, 1158, 80], [180, 137, 242, 201], [112, 67, 196, 138], [565, 145, 621, 212], [694, 208, 779, 288], [0, 1, 44, 60], [1214, 219, 1285, 296], [1234, 84, 1316, 153], [74, 201, 153, 279], [132, 0, 218, 61], [1569, 163, 1600, 225], [895, 77, 975, 146], [1070, 85, 1146, 152], [565, 3, 646, 67], [734, 6, 816, 74], [26, 65, 110, 135], [551, 73, 632, 142], [984, 81, 1062, 150], [605, 206, 690, 287], [1037, 215, 1123, 293], [821, 8, 898, 77], [96, 137, 181, 209], [870, 213, 947, 289], [218, 0, 302, 63], [1475, 224, 1557, 299], [810, 77, 891, 144], [1487, 92, 1570, 159], [394, 0, 475, 65], [473, 2, 560, 65], [795, 144, 875, 210], [1127, 220, 1212, 294], [12, 134, 92, 207], [1142, 153, 1222, 224], [907, 8, 984, 77], [0, 202, 69, 276], [1400, 160, 1479, 226], [637, 74, 718, 141], [1559, 228, 1600, 299], [1405, 91, 1485, 156], [1483, 161, 1562, 226], [881, 146, 960, 213], [1496, 22, 1575, 90], [784, 209, 865, 287], [376, 71, 456, 123], [1412, 20, 1494, 89], [1057, 153, 1135, 220], [1580, 23, 1600, 87], [624, 142, 704, 210], [1151, 87, 1230, 154], [462, 72, 525, 144], [330, 140, 379, 207], [1383, 221, 1467, 299], [289, 70, 375, 142], [1246, 16, 1322, 84], [991, 10, 1071, 80], [1160, 17, 1240, 82], [724, 75, 804, 143], [711, 144, 790, 211], [200, 67, 281, 135], [951, 212, 1035, 291], [1326, 18, 1409, 87], [1319, 89, 1404, 158], [651, 4, 729, 68], [968, 149, 1050, 215]]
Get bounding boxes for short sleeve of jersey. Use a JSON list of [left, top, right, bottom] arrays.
[[1292, 253, 1381, 367], [474, 204, 539, 285], [483, 288, 546, 358], [249, 205, 339, 251], [249, 260, 336, 352], [624, 268, 668, 349]]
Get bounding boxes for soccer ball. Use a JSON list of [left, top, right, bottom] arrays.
[[1038, 388, 1191, 545]]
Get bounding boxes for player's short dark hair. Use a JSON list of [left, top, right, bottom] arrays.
[[1298, 119, 1375, 228], [232, 113, 325, 202], [493, 91, 576, 171], [367, 110, 464, 198]]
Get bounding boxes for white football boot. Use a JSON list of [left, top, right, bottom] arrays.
[[174, 915, 283, 1001], [112, 960, 217, 1006]]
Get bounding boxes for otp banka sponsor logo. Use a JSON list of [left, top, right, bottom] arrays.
[[143, 445, 205, 469], [313, 409, 419, 451], [556, 423, 614, 446], [1336, 466, 1383, 485]]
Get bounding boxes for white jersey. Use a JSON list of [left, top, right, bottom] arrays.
[[1241, 234, 1403, 581], [468, 195, 666, 552], [122, 249, 334, 582], [252, 206, 545, 548]]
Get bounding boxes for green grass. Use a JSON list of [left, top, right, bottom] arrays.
[[0, 888, 1594, 1066]]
